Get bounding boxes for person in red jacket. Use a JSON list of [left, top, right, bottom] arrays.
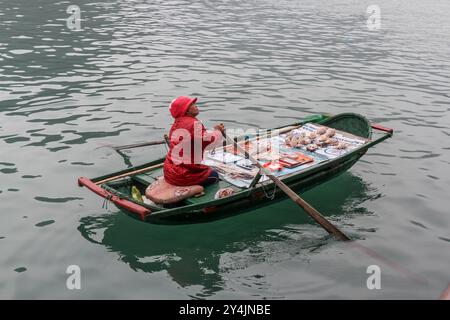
[[164, 96, 225, 186]]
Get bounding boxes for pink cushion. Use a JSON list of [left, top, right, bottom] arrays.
[[145, 177, 204, 204]]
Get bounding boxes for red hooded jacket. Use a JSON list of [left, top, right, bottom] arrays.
[[164, 115, 222, 186]]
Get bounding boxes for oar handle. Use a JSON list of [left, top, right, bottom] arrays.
[[164, 134, 170, 146]]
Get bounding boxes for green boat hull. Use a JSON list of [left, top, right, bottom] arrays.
[[124, 152, 362, 224], [78, 113, 393, 224]]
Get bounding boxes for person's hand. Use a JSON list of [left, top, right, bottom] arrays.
[[214, 123, 225, 134]]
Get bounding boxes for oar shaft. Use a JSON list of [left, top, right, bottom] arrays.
[[164, 134, 171, 147], [95, 162, 164, 185], [113, 140, 166, 151], [266, 175, 350, 241]]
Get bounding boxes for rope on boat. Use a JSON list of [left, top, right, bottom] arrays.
[[102, 194, 113, 211], [261, 173, 277, 200]]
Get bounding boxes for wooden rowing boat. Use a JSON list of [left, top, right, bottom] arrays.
[[78, 113, 393, 224]]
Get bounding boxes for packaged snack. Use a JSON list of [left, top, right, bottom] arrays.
[[279, 153, 313, 168], [235, 159, 255, 171], [262, 161, 284, 172]]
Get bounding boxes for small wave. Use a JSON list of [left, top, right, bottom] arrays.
[[438, 237, 450, 243], [71, 162, 94, 166], [35, 220, 55, 227], [21, 175, 42, 179], [0, 168, 18, 174], [0, 162, 15, 166], [34, 196, 83, 203]]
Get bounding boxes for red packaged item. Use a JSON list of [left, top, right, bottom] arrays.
[[278, 153, 313, 168], [262, 161, 284, 172]]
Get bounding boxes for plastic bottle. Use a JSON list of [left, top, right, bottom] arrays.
[[131, 186, 143, 202]]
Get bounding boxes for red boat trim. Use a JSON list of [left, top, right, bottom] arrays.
[[371, 123, 394, 134], [78, 177, 151, 221]]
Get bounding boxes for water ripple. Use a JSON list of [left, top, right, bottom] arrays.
[[35, 220, 55, 227], [0, 0, 449, 299], [34, 196, 83, 203]]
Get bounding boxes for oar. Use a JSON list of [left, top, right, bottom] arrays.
[[224, 130, 430, 284], [223, 131, 351, 241], [111, 140, 167, 151]]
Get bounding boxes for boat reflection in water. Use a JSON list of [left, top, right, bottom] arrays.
[[78, 172, 379, 297]]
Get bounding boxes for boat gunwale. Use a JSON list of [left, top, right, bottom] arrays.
[[142, 134, 389, 220], [143, 151, 365, 222], [106, 129, 391, 219], [81, 113, 393, 221], [89, 115, 330, 184]]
